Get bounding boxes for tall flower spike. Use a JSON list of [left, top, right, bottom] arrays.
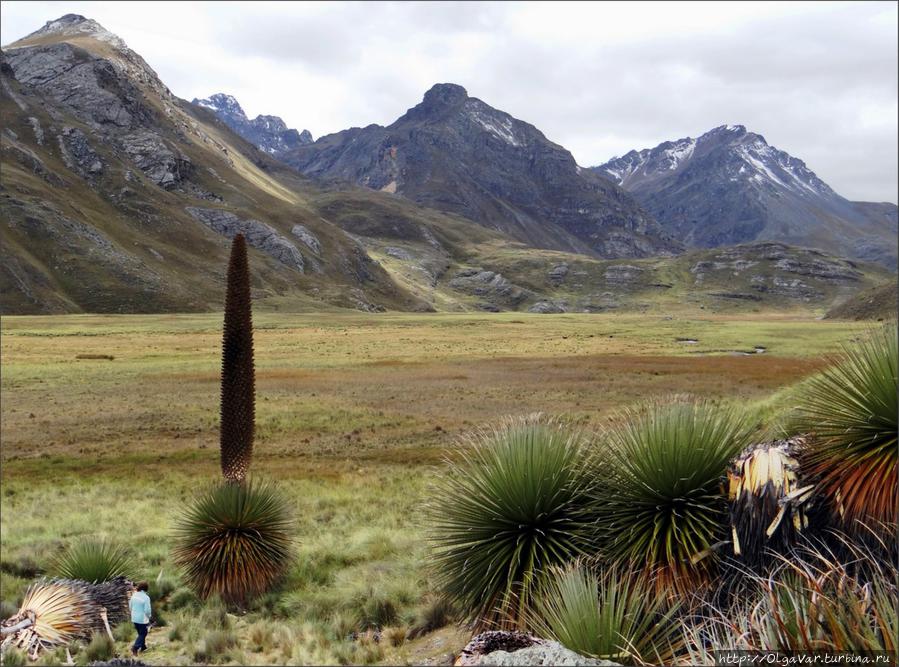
[[220, 234, 255, 484]]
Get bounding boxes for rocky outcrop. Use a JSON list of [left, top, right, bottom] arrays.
[[290, 224, 322, 255], [477, 644, 618, 666], [120, 130, 190, 188], [4, 42, 155, 130], [528, 300, 567, 313], [58, 126, 103, 176], [449, 268, 533, 307], [185, 207, 305, 272], [457, 632, 617, 667]]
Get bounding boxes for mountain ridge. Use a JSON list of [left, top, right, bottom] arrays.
[[593, 125, 897, 268], [191, 93, 313, 156], [281, 83, 682, 260]]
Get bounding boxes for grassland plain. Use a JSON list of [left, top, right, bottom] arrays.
[[0, 312, 875, 665]]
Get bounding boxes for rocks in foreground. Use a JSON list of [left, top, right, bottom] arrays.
[[456, 631, 619, 667]]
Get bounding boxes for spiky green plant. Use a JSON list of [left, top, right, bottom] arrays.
[[173, 481, 293, 607], [426, 417, 595, 630], [220, 233, 255, 485], [793, 323, 897, 533], [594, 400, 754, 590], [535, 562, 682, 665], [50, 540, 132, 584]]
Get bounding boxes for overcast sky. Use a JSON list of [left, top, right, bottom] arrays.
[[2, 1, 897, 202]]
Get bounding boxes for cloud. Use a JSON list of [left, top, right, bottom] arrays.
[[1, 0, 896, 202]]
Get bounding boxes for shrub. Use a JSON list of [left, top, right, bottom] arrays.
[[51, 540, 132, 583], [793, 324, 897, 534], [594, 400, 754, 590], [535, 562, 682, 665], [685, 537, 898, 658], [427, 417, 595, 629], [149, 570, 178, 601], [112, 619, 134, 642], [166, 587, 200, 611], [173, 480, 293, 607], [407, 596, 456, 638], [0, 648, 27, 667], [247, 621, 274, 653], [192, 629, 237, 664], [83, 633, 114, 662]]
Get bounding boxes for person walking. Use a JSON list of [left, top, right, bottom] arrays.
[[129, 581, 152, 656]]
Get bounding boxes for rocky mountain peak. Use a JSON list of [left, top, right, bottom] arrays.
[[191, 92, 312, 155], [16, 13, 128, 51], [592, 125, 896, 268], [399, 83, 469, 122], [423, 82, 468, 106], [193, 93, 247, 121]]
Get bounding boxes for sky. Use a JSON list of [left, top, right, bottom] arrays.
[[2, 1, 897, 203]]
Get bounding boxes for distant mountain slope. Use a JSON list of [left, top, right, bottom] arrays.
[[192, 93, 312, 156], [1, 15, 889, 316], [593, 125, 897, 269], [281, 83, 681, 260], [0, 15, 437, 313], [825, 280, 897, 321]]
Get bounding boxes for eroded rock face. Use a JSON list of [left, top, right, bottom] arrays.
[[449, 268, 533, 307], [185, 207, 305, 272], [120, 130, 190, 188], [528, 300, 566, 313], [548, 263, 569, 283], [290, 224, 322, 255], [58, 126, 103, 176], [5, 42, 154, 129]]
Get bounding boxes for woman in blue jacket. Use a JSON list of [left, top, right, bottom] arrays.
[[129, 581, 152, 656]]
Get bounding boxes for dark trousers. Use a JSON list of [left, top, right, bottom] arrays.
[[133, 622, 149, 652]]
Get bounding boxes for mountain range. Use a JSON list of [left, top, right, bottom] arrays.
[[0, 14, 894, 315], [191, 93, 313, 156], [594, 125, 897, 268]]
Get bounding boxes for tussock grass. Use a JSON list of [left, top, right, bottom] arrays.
[[51, 540, 132, 583], [535, 562, 682, 664]]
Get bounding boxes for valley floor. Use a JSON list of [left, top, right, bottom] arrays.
[[0, 312, 872, 665]]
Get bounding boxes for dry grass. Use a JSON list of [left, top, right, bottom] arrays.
[[0, 311, 869, 664]]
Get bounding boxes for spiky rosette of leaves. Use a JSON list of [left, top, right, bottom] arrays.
[[172, 481, 293, 607], [426, 417, 595, 630], [51, 539, 133, 584], [793, 323, 897, 534], [220, 233, 255, 484], [594, 400, 754, 591], [535, 562, 682, 665]]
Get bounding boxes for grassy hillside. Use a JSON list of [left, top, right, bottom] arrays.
[[826, 280, 897, 321]]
